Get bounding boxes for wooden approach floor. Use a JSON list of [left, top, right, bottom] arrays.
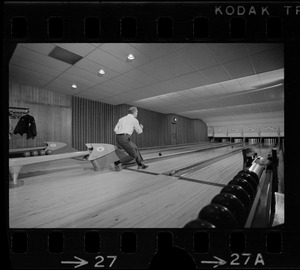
[[9, 142, 282, 228]]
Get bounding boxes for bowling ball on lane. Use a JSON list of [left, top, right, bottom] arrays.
[[23, 151, 31, 157], [183, 218, 216, 228], [39, 150, 46, 156], [159, 152, 162, 156], [31, 151, 39, 156], [46, 150, 53, 155], [220, 185, 251, 214], [198, 204, 239, 229], [228, 178, 256, 203], [211, 193, 247, 227], [233, 173, 257, 191]]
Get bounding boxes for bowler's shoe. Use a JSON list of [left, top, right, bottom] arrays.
[[138, 164, 148, 169]]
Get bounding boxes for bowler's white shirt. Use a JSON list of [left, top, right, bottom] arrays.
[[114, 114, 143, 135]]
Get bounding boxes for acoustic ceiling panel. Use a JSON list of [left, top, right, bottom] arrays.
[[48, 46, 83, 65]]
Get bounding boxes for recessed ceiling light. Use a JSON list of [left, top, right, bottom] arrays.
[[127, 54, 135, 61], [98, 69, 105, 76], [71, 84, 77, 89]]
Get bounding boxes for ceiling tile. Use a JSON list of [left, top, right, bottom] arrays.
[[54, 43, 97, 56], [19, 43, 56, 55], [85, 88, 113, 98], [220, 80, 244, 92], [124, 69, 158, 85], [90, 43, 103, 47], [65, 66, 109, 84], [74, 58, 120, 80], [204, 84, 228, 95], [99, 80, 126, 94], [85, 48, 134, 73], [250, 47, 284, 73], [57, 72, 98, 89], [10, 55, 62, 77], [223, 57, 255, 79], [209, 43, 248, 64], [9, 64, 55, 83], [87, 83, 122, 95], [112, 74, 146, 91], [129, 43, 187, 60], [10, 74, 49, 89], [13, 45, 72, 71], [44, 78, 82, 95], [177, 72, 211, 89], [245, 43, 283, 55], [200, 65, 231, 83], [99, 43, 150, 67], [177, 44, 219, 70]]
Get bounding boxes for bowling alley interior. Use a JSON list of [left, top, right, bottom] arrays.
[[8, 43, 284, 229]]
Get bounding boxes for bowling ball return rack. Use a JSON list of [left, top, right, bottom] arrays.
[[184, 147, 280, 229], [8, 143, 117, 188]]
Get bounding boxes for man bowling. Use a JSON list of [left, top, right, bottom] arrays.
[[110, 107, 149, 171]]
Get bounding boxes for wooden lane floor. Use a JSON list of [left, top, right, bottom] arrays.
[[9, 161, 223, 228], [180, 151, 243, 186], [179, 144, 280, 186], [136, 141, 230, 160], [132, 144, 242, 174], [139, 141, 219, 155]]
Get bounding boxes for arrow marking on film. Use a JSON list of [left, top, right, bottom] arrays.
[[201, 256, 227, 268], [61, 256, 88, 268]]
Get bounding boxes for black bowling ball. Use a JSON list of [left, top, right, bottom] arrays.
[[220, 185, 251, 213], [234, 172, 257, 191], [183, 218, 216, 228], [237, 169, 259, 184], [228, 178, 256, 203], [211, 193, 247, 227], [198, 204, 239, 229]]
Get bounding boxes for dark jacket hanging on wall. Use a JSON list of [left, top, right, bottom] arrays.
[[13, 114, 37, 139]]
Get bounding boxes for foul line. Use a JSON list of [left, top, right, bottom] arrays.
[[178, 176, 227, 187]]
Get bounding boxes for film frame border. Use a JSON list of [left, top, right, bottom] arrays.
[[3, 1, 300, 269]]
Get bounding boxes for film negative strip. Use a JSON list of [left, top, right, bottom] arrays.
[[3, 0, 300, 269]]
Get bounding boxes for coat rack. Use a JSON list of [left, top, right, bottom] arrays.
[[9, 106, 30, 119]]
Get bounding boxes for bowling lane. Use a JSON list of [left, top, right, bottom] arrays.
[[140, 141, 224, 154], [180, 151, 243, 186], [10, 165, 222, 228], [138, 144, 243, 174], [137, 142, 230, 160], [180, 143, 277, 186]]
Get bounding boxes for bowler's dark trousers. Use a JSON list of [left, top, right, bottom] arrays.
[[116, 134, 143, 165]]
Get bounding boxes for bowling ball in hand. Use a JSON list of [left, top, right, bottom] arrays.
[[46, 150, 53, 155], [31, 151, 39, 156]]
